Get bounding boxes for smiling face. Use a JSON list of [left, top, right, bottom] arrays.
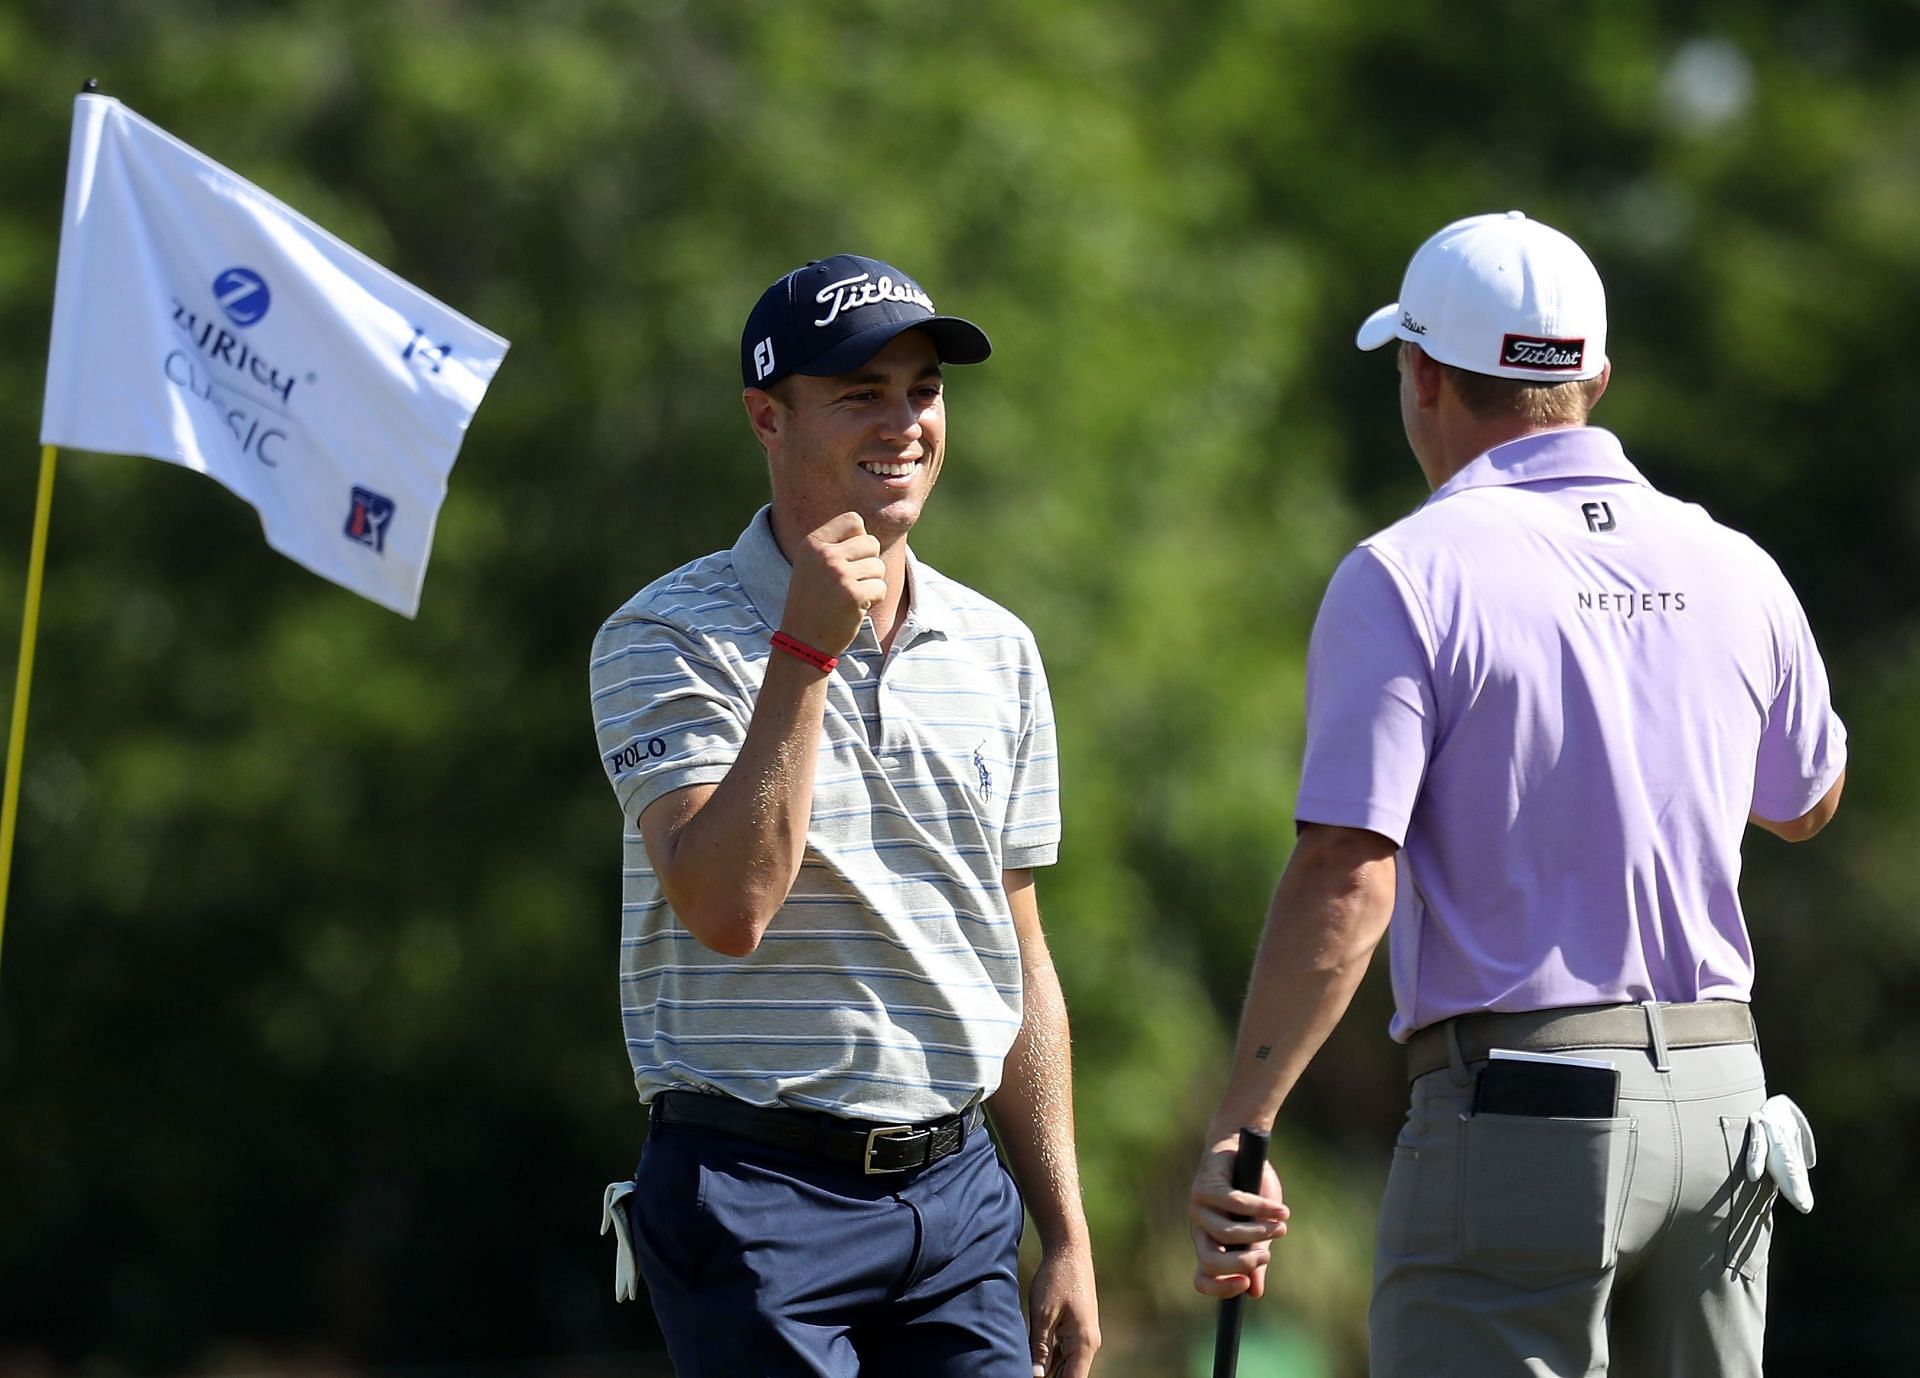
[[747, 329, 947, 554]]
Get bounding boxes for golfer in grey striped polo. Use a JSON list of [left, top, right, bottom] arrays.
[[589, 255, 1099, 1377]]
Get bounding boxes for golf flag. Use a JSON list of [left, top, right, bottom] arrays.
[[39, 93, 509, 617]]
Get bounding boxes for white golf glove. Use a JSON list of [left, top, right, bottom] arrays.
[[1745, 1094, 1817, 1213], [600, 1180, 640, 1302]]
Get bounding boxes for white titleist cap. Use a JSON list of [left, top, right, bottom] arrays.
[[1355, 210, 1607, 382]]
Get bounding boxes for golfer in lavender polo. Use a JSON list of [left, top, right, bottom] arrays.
[[1187, 212, 1847, 1376]]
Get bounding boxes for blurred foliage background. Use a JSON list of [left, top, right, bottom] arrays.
[[2, 2, 1918, 1374]]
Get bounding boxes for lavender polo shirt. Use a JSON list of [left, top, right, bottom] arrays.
[[1297, 427, 1847, 1040]]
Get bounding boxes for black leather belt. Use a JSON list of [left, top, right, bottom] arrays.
[[649, 1090, 983, 1175], [1406, 1000, 1757, 1081]]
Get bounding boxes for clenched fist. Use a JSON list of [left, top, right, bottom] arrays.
[[780, 512, 887, 655]]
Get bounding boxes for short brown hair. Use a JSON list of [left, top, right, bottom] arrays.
[[1438, 362, 1604, 426]]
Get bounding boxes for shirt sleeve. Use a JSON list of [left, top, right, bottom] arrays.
[[1001, 639, 1061, 870], [1751, 583, 1848, 822], [1294, 545, 1437, 847], [589, 614, 749, 822]]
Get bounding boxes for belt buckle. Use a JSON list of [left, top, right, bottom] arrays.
[[862, 1124, 923, 1175]]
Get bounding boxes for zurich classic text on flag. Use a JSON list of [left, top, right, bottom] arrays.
[[39, 94, 510, 617]]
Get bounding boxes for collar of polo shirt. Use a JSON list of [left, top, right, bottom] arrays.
[[1425, 427, 1651, 507]]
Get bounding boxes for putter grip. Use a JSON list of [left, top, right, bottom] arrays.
[[1212, 1127, 1272, 1378], [1228, 1126, 1270, 1206]]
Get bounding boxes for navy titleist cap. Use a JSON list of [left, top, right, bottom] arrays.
[[741, 254, 992, 390]]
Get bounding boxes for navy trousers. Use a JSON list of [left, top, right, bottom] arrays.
[[627, 1115, 1030, 1376]]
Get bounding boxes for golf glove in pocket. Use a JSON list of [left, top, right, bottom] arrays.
[[600, 1180, 640, 1302], [1745, 1094, 1816, 1213]]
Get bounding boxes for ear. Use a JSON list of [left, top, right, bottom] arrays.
[[1404, 343, 1444, 410], [1587, 359, 1612, 409], [743, 387, 783, 453]]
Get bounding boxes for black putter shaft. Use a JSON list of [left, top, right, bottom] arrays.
[[1212, 1126, 1272, 1378]]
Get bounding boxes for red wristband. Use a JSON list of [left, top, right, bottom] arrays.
[[771, 630, 838, 674]]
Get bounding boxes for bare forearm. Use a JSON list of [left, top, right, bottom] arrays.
[[1207, 827, 1398, 1139], [990, 951, 1088, 1248], [648, 654, 829, 954], [1188, 828, 1396, 1301], [988, 872, 1090, 1250]]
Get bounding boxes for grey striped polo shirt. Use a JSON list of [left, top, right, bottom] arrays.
[[589, 506, 1060, 1122]]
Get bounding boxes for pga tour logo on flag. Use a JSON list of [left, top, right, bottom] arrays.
[[40, 94, 510, 617], [344, 487, 397, 553]]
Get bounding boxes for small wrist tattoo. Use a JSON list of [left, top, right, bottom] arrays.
[[1255, 1045, 1272, 1061]]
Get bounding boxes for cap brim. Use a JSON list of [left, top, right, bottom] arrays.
[[796, 315, 992, 378], [1355, 303, 1401, 352]]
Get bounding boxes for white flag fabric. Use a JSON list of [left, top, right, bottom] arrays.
[[40, 94, 510, 617]]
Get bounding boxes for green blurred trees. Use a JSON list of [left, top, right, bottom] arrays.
[[1, 2, 1917, 1374]]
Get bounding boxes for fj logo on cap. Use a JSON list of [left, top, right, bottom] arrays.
[[752, 337, 775, 381], [1501, 334, 1585, 371]]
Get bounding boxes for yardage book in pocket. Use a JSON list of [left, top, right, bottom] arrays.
[[1472, 1048, 1620, 1118]]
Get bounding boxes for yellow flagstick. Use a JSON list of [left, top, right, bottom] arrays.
[[0, 443, 59, 981]]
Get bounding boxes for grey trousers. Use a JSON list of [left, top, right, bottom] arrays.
[[1370, 1028, 1776, 1377]]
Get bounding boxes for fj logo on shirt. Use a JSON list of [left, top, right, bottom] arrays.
[[973, 744, 994, 800], [1582, 500, 1617, 533]]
